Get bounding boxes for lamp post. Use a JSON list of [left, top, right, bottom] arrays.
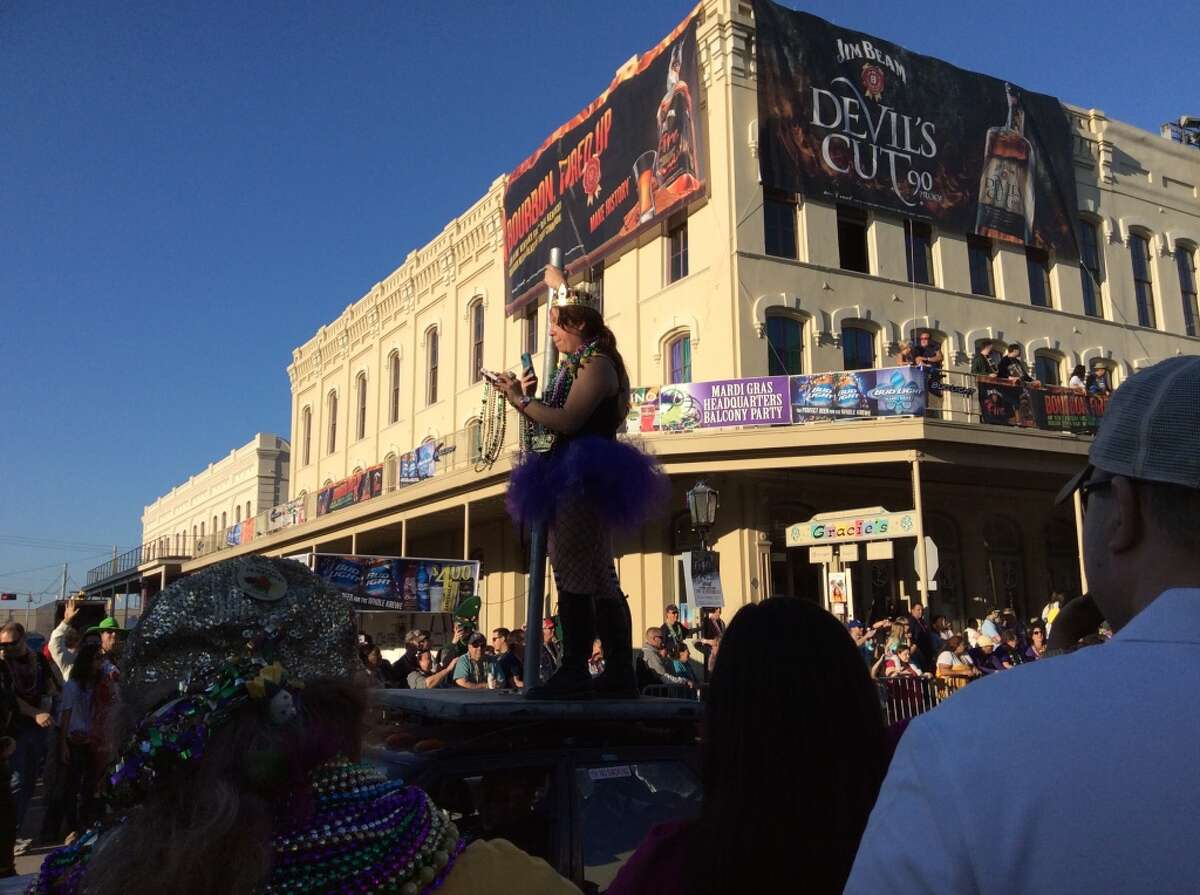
[[686, 481, 719, 552]]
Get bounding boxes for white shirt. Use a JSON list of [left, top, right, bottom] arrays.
[[48, 620, 76, 677], [935, 650, 965, 668], [58, 680, 92, 737], [1068, 374, 1085, 389], [846, 588, 1200, 895]]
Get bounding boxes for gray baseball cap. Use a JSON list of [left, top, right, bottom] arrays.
[[1057, 355, 1200, 503]]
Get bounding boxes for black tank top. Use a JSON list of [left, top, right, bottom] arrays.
[[555, 356, 624, 447]]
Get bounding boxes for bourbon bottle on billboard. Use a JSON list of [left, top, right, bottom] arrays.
[[975, 83, 1035, 245], [655, 42, 698, 192]]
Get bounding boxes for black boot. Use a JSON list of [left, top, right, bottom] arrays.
[[526, 592, 595, 700], [593, 595, 638, 698]]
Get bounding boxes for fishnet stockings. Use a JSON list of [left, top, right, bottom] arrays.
[[549, 495, 623, 601]]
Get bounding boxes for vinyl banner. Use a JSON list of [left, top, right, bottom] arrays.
[[316, 464, 384, 517], [683, 550, 724, 609], [311, 554, 479, 613], [267, 497, 307, 533], [1039, 387, 1107, 434], [790, 368, 926, 422], [503, 7, 706, 313], [978, 378, 1044, 428], [656, 376, 791, 432], [754, 0, 1079, 259]]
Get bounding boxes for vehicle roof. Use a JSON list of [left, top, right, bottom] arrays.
[[372, 688, 703, 723]]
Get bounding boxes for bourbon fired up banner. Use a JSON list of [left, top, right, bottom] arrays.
[[753, 0, 1079, 259], [504, 7, 706, 313]]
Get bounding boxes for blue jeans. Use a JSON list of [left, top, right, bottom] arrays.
[[10, 720, 48, 829]]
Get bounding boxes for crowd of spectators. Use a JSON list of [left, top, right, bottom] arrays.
[[356, 602, 725, 699]]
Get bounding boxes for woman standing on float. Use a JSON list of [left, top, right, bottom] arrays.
[[498, 267, 667, 699]]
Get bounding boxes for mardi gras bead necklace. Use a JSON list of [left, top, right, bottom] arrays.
[[475, 380, 508, 471], [520, 339, 601, 453]]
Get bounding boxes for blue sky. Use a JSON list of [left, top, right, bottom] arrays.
[[1, 0, 1195, 600]]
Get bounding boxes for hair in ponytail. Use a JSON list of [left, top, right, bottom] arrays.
[[555, 305, 630, 419]]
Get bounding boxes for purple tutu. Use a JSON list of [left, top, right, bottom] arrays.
[[507, 436, 670, 529]]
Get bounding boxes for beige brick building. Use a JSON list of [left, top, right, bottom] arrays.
[[93, 0, 1199, 639]]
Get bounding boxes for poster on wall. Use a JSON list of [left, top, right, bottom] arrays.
[[826, 571, 851, 616], [682, 549, 724, 608], [267, 496, 307, 533], [753, 0, 1079, 259], [503, 6, 706, 314], [790, 368, 926, 421], [311, 554, 480, 613], [656, 376, 791, 432], [316, 465, 384, 517]]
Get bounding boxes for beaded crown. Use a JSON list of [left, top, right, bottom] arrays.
[[550, 282, 602, 316]]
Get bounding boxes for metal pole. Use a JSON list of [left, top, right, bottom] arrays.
[[522, 248, 562, 694], [911, 455, 930, 608], [1073, 489, 1088, 595], [24, 594, 32, 631], [60, 564, 68, 601]]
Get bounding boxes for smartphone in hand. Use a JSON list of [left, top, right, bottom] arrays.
[[520, 353, 534, 375]]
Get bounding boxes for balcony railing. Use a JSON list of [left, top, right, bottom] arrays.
[[91, 366, 1108, 583]]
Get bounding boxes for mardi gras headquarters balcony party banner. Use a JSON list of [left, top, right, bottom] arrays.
[[753, 0, 1079, 260], [503, 6, 706, 313]]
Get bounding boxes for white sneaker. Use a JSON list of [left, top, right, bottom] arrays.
[[12, 838, 32, 856]]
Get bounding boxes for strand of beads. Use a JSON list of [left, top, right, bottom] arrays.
[[474, 381, 508, 472]]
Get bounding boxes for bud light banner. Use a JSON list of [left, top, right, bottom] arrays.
[[503, 7, 706, 314], [753, 0, 1079, 259], [790, 368, 926, 422], [656, 376, 791, 431], [311, 553, 479, 613]]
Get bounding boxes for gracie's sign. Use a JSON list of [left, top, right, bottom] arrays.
[[786, 509, 916, 546]]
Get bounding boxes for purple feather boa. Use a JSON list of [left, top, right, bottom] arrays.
[[507, 436, 670, 529]]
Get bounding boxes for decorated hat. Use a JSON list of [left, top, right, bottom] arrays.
[[85, 616, 128, 635], [550, 280, 602, 316]]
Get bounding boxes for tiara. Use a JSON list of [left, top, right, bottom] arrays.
[[550, 282, 602, 315]]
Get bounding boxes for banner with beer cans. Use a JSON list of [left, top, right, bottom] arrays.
[[503, 6, 706, 314], [753, 0, 1079, 259], [790, 367, 926, 421], [311, 553, 479, 613]]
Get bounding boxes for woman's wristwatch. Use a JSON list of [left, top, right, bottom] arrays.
[[518, 395, 533, 410]]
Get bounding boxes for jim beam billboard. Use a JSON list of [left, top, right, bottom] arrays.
[[753, 0, 1079, 260], [503, 6, 707, 314]]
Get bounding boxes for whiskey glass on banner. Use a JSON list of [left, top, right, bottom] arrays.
[[633, 150, 659, 223]]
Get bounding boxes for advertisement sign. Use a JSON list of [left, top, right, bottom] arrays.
[[754, 0, 1079, 260], [826, 570, 850, 615], [316, 465, 384, 518], [267, 497, 307, 533], [790, 368, 925, 422], [504, 7, 706, 313], [626, 387, 663, 433], [1038, 387, 1107, 434], [400, 442, 438, 485], [311, 553, 479, 613], [682, 549, 724, 608], [656, 376, 790, 432], [786, 508, 917, 546]]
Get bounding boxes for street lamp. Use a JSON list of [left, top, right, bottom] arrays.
[[686, 481, 719, 552]]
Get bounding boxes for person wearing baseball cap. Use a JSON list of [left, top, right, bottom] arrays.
[[848, 356, 1200, 895]]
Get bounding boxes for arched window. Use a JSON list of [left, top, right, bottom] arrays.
[[468, 418, 483, 462], [1034, 350, 1062, 386], [841, 325, 876, 371], [355, 372, 368, 441], [327, 390, 338, 454], [388, 351, 401, 424], [301, 406, 312, 466], [200, 522, 205, 537], [221, 512, 227, 531], [470, 300, 485, 383], [235, 505, 241, 523], [1176, 242, 1198, 337], [192, 524, 197, 542], [766, 313, 804, 375], [246, 501, 251, 519], [667, 332, 691, 383], [426, 327, 439, 405], [384, 453, 397, 491], [1129, 231, 1156, 328]]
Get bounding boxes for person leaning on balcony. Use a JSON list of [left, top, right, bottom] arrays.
[[996, 343, 1040, 385], [970, 341, 1000, 377], [847, 354, 1200, 895], [1069, 364, 1088, 392]]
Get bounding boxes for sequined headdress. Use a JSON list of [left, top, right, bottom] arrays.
[[106, 555, 357, 810], [550, 281, 602, 316]]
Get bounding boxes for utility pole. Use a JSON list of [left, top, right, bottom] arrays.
[[24, 594, 32, 631], [60, 564, 68, 601]]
